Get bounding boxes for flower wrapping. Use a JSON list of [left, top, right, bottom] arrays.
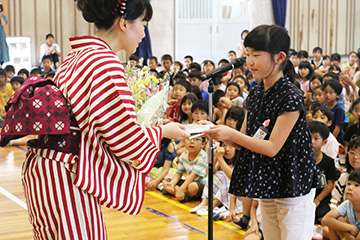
[[125, 66, 172, 126]]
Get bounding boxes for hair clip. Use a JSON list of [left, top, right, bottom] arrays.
[[111, 0, 127, 17], [119, 0, 127, 17]]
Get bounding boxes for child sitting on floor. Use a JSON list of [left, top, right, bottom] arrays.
[[146, 138, 177, 191], [308, 121, 337, 224], [167, 80, 191, 122], [322, 168, 360, 240], [162, 136, 207, 202], [190, 142, 242, 219], [312, 106, 340, 162]]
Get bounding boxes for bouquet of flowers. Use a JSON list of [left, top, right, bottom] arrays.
[[125, 66, 172, 126]]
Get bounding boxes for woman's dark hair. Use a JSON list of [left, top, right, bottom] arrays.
[[179, 94, 198, 122], [76, 0, 153, 30], [224, 106, 245, 131], [243, 24, 295, 83], [298, 61, 314, 80], [346, 137, 360, 173]]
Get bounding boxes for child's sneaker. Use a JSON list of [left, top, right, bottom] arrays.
[[312, 225, 323, 240], [156, 182, 164, 191], [190, 205, 206, 213], [213, 206, 229, 221], [196, 208, 209, 216], [233, 215, 250, 229]]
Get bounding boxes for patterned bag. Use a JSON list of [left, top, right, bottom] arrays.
[[0, 76, 71, 147]]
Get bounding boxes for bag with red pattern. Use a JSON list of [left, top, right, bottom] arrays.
[[0, 76, 71, 147]]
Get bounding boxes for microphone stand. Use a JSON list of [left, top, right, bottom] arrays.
[[207, 78, 214, 240], [202, 60, 238, 240]]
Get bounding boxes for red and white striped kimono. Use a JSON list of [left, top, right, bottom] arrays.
[[22, 36, 162, 239]]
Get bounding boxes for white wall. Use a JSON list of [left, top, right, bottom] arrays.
[[148, 0, 175, 61], [250, 0, 275, 29]]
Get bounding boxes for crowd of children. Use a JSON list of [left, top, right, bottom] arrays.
[[1, 24, 360, 240], [139, 35, 360, 239]]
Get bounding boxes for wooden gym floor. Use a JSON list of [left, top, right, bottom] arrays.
[[0, 145, 245, 240]]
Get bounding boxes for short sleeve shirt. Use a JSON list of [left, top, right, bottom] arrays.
[[332, 172, 349, 202], [337, 200, 360, 230], [168, 102, 180, 122], [0, 83, 13, 109], [316, 153, 337, 204], [153, 139, 176, 168], [229, 76, 321, 198], [326, 103, 345, 145], [177, 149, 207, 184]]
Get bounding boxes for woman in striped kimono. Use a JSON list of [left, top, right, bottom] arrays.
[[22, 0, 189, 239]]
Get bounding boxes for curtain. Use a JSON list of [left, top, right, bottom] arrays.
[[272, 0, 287, 28], [135, 25, 152, 66]]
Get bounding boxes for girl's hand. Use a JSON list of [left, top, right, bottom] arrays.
[[147, 179, 159, 191], [203, 125, 233, 142], [162, 180, 175, 195], [167, 99, 178, 106], [214, 147, 225, 159], [350, 224, 360, 237], [243, 224, 260, 239], [161, 122, 190, 140], [219, 96, 233, 109], [174, 186, 185, 201], [339, 74, 352, 87]]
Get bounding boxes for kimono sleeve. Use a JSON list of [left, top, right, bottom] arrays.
[[88, 65, 162, 174]]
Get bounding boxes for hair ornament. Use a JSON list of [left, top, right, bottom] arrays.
[[111, 0, 127, 17]]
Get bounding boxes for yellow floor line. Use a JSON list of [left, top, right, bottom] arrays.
[[146, 191, 245, 235]]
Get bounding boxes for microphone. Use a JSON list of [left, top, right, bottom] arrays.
[[200, 58, 245, 81]]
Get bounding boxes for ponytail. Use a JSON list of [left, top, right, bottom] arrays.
[[283, 59, 295, 83]]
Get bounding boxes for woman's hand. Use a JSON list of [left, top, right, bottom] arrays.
[[161, 122, 190, 140], [203, 125, 234, 142]]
